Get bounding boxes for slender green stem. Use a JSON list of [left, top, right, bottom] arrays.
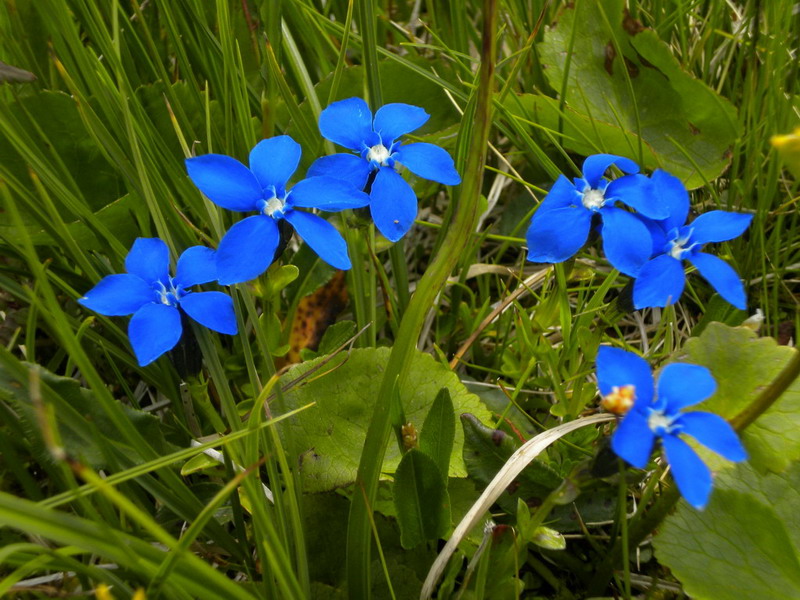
[[345, 0, 497, 596], [618, 460, 631, 600]]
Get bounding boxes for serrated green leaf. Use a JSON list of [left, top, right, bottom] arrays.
[[393, 449, 450, 548], [419, 388, 456, 480], [461, 413, 561, 513], [680, 322, 800, 473], [655, 461, 800, 600], [509, 0, 738, 188], [277, 348, 492, 492]]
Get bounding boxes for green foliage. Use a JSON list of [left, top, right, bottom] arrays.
[[393, 449, 451, 548], [419, 388, 456, 481], [655, 461, 800, 599], [461, 413, 560, 513], [511, 0, 739, 188], [681, 323, 800, 473], [277, 348, 492, 492]]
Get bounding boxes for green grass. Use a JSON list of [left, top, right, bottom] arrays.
[[1, 0, 798, 598]]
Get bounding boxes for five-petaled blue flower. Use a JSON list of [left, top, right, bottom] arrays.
[[79, 238, 237, 367], [185, 135, 370, 284], [526, 154, 666, 276], [633, 170, 753, 310], [308, 97, 461, 242], [597, 345, 746, 509]]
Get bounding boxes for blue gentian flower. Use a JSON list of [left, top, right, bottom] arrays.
[[79, 238, 237, 367], [526, 154, 667, 276], [597, 346, 747, 509], [308, 97, 461, 242], [633, 170, 753, 310], [185, 135, 370, 284]]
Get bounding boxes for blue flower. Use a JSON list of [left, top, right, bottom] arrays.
[[185, 135, 370, 284], [633, 170, 753, 310], [308, 97, 461, 242], [525, 154, 667, 276], [79, 238, 237, 367], [597, 346, 746, 509]]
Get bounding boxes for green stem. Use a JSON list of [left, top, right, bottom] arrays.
[[390, 240, 410, 319], [618, 460, 631, 600], [344, 0, 498, 595]]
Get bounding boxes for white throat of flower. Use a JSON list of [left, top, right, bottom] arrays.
[[156, 280, 180, 306], [581, 188, 605, 211], [366, 144, 391, 166], [647, 410, 674, 434], [262, 196, 285, 217], [668, 229, 696, 260]]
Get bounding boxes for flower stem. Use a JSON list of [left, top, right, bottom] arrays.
[[344, 0, 497, 595]]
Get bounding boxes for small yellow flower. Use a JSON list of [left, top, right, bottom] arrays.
[[771, 127, 800, 178]]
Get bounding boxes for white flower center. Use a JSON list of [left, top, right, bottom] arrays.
[[262, 196, 285, 217], [647, 410, 673, 434], [156, 280, 181, 306], [668, 230, 696, 260], [581, 188, 606, 210], [366, 144, 391, 166]]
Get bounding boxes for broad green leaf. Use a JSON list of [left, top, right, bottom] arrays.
[[393, 449, 451, 548], [509, 0, 738, 188], [655, 461, 800, 600], [277, 347, 492, 492], [461, 413, 561, 513], [419, 388, 456, 480], [680, 322, 800, 473]]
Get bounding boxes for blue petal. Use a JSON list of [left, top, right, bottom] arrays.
[[216, 216, 280, 285], [372, 103, 430, 144], [283, 210, 351, 269], [394, 143, 461, 185], [128, 303, 182, 366], [689, 211, 753, 245], [369, 166, 417, 242], [307, 153, 371, 189], [662, 434, 713, 509], [678, 412, 747, 462], [318, 97, 373, 151], [175, 246, 217, 288], [596, 346, 655, 405], [600, 206, 652, 276], [125, 238, 169, 285], [605, 174, 666, 219], [79, 274, 155, 316], [525, 205, 591, 263], [636, 215, 668, 256], [185, 154, 263, 211], [180, 291, 238, 335], [651, 169, 689, 232], [582, 154, 639, 188], [656, 363, 717, 411], [688, 252, 747, 310], [537, 175, 581, 212], [611, 408, 656, 469], [248, 135, 301, 191], [288, 176, 371, 211], [633, 255, 686, 308]]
